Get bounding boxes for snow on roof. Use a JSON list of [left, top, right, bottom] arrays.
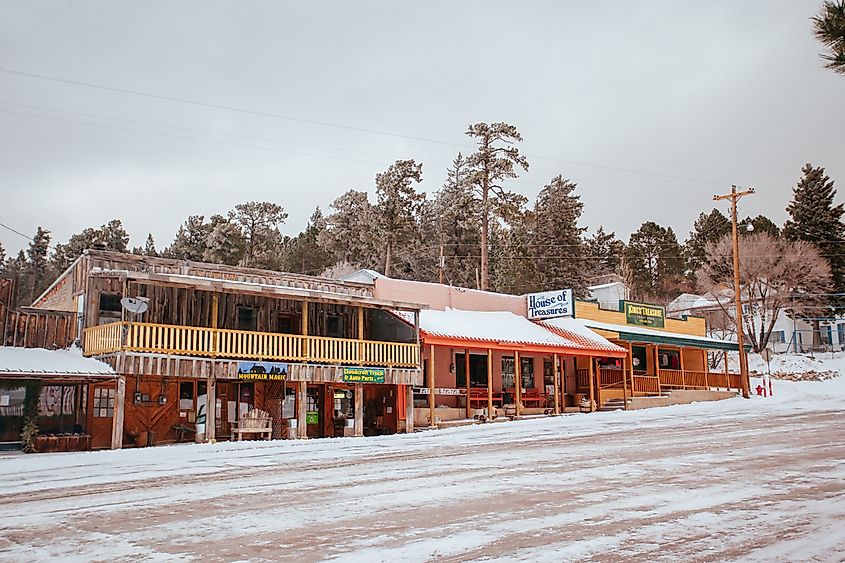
[[579, 318, 739, 348], [0, 347, 115, 376], [340, 269, 385, 284], [667, 293, 721, 312], [587, 281, 626, 290], [393, 309, 626, 355], [535, 317, 628, 354]]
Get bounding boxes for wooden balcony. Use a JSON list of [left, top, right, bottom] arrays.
[[83, 321, 420, 368]]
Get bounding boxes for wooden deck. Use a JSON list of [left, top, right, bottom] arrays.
[[83, 321, 420, 368]]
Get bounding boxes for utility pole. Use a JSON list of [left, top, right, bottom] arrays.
[[714, 185, 755, 399]]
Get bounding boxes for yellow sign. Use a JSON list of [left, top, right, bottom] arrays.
[[624, 301, 665, 328]]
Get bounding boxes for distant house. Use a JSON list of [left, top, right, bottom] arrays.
[[665, 291, 821, 354], [587, 280, 630, 311]]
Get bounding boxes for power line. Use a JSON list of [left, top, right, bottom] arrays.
[[0, 66, 731, 186]]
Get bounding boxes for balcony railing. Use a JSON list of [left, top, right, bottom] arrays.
[[83, 321, 420, 368], [575, 367, 742, 394]]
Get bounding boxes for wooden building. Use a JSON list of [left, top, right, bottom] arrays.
[[28, 251, 426, 449], [541, 299, 747, 408], [390, 309, 628, 425]]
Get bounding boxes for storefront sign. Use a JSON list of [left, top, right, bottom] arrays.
[[342, 367, 386, 383], [306, 411, 319, 425], [413, 387, 467, 396], [526, 289, 574, 320], [624, 301, 665, 328], [237, 361, 288, 380]]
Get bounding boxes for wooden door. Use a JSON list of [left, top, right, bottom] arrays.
[[88, 383, 116, 449]]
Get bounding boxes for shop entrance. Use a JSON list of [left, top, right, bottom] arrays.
[[363, 385, 398, 436], [328, 385, 355, 437]]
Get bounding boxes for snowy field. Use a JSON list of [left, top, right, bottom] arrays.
[[0, 373, 843, 562]]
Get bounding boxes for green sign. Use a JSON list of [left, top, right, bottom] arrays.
[[624, 301, 665, 328], [342, 367, 386, 384], [306, 411, 319, 425]]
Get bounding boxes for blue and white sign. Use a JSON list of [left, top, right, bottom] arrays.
[[526, 289, 574, 320]]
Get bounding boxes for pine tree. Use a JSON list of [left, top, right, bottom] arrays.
[[585, 227, 625, 280], [95, 219, 129, 252], [230, 202, 288, 268], [742, 215, 780, 238], [625, 221, 685, 302], [282, 208, 334, 275], [319, 190, 380, 269], [165, 215, 212, 261], [813, 0, 845, 75], [465, 122, 529, 290], [374, 159, 424, 277], [433, 153, 481, 288], [143, 233, 158, 257], [25, 227, 51, 304], [783, 163, 845, 304], [491, 209, 542, 294], [0, 241, 5, 268], [684, 208, 731, 281], [531, 176, 589, 296], [203, 221, 246, 266]]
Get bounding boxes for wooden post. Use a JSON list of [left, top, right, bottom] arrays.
[[628, 344, 636, 396], [301, 301, 309, 360], [211, 294, 219, 357], [357, 306, 365, 365], [514, 350, 523, 417], [703, 349, 709, 388], [206, 374, 216, 442], [679, 347, 686, 389], [486, 348, 494, 419], [405, 384, 414, 433], [428, 344, 435, 428], [724, 350, 730, 390], [464, 349, 471, 419], [622, 356, 629, 410], [553, 354, 561, 415], [353, 382, 363, 437], [297, 380, 307, 439], [110, 375, 126, 449], [653, 345, 662, 394], [587, 357, 596, 412]]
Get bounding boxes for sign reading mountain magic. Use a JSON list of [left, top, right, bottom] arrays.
[[342, 367, 386, 384], [624, 301, 665, 328], [526, 289, 574, 320], [237, 361, 288, 380]]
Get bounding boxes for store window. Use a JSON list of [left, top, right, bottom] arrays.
[[658, 349, 681, 370], [98, 293, 122, 325], [455, 354, 489, 388], [93, 388, 115, 417], [520, 357, 535, 389], [179, 382, 194, 410], [236, 306, 258, 331], [276, 313, 299, 335], [502, 357, 515, 388]]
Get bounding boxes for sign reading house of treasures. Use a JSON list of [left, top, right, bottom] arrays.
[[623, 301, 665, 328], [526, 289, 574, 320]]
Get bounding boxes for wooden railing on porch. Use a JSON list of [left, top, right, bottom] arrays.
[[574, 367, 743, 396], [83, 321, 420, 368]]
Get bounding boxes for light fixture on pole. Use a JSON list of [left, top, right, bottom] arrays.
[[713, 185, 755, 399]]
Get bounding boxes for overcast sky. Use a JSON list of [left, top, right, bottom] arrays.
[[1, 1, 843, 258]]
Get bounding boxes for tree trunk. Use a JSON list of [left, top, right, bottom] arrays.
[[384, 242, 392, 278], [480, 183, 489, 291]]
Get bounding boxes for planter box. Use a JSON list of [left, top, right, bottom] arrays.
[[34, 434, 92, 453]]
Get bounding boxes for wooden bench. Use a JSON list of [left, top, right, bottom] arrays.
[[233, 409, 272, 441], [521, 392, 548, 407]]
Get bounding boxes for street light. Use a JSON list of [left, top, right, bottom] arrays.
[[714, 185, 755, 399]]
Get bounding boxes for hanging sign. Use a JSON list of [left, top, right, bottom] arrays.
[[237, 362, 289, 380], [526, 289, 574, 320], [623, 301, 665, 328], [342, 367, 386, 384], [413, 387, 467, 396]]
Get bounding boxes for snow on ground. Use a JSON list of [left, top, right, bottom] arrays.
[[0, 376, 843, 562], [734, 350, 845, 381]]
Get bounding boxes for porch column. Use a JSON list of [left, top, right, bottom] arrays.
[[428, 344, 436, 428], [211, 294, 219, 357], [587, 356, 596, 412], [486, 348, 494, 419], [627, 344, 636, 397], [724, 350, 730, 390], [653, 345, 662, 394], [514, 350, 523, 417], [553, 354, 561, 415], [679, 347, 686, 389], [301, 302, 309, 360], [622, 356, 629, 411], [357, 306, 365, 364], [464, 349, 472, 419], [353, 382, 364, 437], [110, 374, 126, 450], [405, 384, 414, 433], [206, 374, 217, 442], [703, 349, 710, 388], [297, 381, 308, 439]]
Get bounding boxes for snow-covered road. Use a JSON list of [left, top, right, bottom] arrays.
[[1, 376, 843, 562]]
